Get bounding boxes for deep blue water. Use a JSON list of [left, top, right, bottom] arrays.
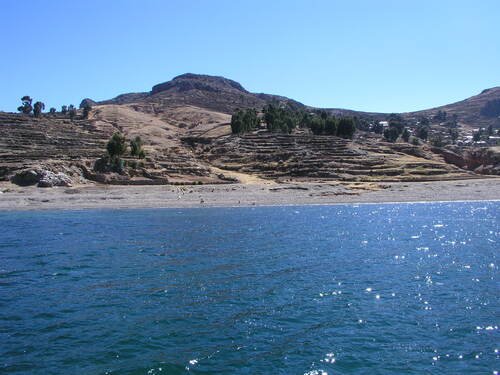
[[0, 202, 499, 375]]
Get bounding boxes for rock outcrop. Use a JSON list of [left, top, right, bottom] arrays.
[[439, 146, 500, 175], [11, 169, 72, 187]]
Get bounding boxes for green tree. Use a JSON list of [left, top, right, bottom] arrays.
[[472, 131, 481, 142], [82, 103, 92, 119], [324, 117, 337, 135], [372, 122, 384, 134], [449, 129, 459, 144], [231, 108, 259, 134], [433, 110, 447, 122], [130, 136, 146, 158], [262, 104, 297, 133], [416, 126, 429, 140], [402, 128, 410, 142], [107, 133, 128, 158], [49, 107, 56, 114], [337, 117, 356, 139], [310, 117, 324, 135], [388, 120, 404, 135], [430, 135, 446, 147], [33, 101, 45, 118], [383, 127, 399, 142], [487, 124, 493, 136], [419, 116, 430, 126], [61, 105, 68, 114], [17, 96, 33, 114], [68, 105, 77, 121]]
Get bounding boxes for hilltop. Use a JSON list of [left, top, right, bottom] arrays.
[[0, 73, 499, 189]]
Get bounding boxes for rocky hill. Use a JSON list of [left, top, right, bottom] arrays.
[[94, 73, 305, 114], [1, 74, 499, 187]]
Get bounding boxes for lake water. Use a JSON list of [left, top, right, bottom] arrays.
[[0, 202, 498, 375]]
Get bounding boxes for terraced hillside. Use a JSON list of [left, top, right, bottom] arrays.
[[0, 112, 230, 185], [200, 132, 476, 182], [0, 113, 111, 181], [1, 73, 498, 187]]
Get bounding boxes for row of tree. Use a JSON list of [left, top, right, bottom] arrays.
[[230, 105, 356, 139], [107, 133, 146, 159], [17, 96, 92, 120], [17, 96, 47, 118], [304, 111, 356, 138]]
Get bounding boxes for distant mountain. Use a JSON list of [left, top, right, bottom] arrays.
[[404, 87, 500, 128]]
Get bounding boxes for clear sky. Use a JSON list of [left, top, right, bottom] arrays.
[[1, 0, 498, 113]]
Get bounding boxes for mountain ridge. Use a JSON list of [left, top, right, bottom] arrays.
[[85, 73, 500, 129]]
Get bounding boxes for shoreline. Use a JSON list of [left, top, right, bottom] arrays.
[[0, 178, 499, 212]]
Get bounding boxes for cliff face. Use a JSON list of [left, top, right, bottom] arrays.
[[439, 146, 500, 175]]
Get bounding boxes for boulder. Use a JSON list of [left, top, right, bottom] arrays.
[[37, 171, 72, 187], [11, 169, 72, 187], [11, 170, 40, 186]]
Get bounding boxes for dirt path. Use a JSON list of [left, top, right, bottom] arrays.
[[210, 166, 276, 184]]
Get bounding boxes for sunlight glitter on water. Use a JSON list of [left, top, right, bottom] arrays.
[[0, 201, 498, 374]]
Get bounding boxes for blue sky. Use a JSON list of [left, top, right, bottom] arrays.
[[1, 0, 498, 113]]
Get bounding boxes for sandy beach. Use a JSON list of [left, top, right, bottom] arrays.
[[0, 178, 498, 211]]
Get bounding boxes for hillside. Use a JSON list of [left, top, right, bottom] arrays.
[[93, 73, 500, 130], [1, 73, 499, 187], [404, 87, 500, 129]]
